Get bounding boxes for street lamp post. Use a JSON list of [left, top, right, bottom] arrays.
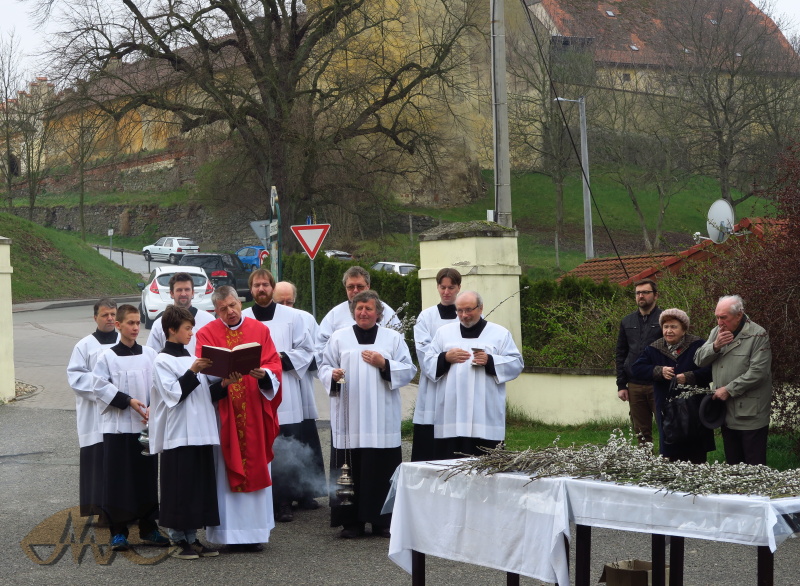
[[554, 96, 594, 259]]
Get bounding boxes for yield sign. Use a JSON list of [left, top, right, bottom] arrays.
[[290, 224, 330, 260]]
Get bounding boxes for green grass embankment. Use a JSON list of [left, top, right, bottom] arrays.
[[0, 212, 142, 302]]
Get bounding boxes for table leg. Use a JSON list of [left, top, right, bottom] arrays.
[[412, 550, 425, 586], [757, 546, 774, 586], [506, 572, 520, 586], [575, 524, 592, 586], [669, 536, 684, 586], [652, 534, 666, 586]]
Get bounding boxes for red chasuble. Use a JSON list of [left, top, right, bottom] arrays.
[[196, 317, 283, 492]]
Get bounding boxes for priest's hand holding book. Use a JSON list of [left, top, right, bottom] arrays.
[[445, 348, 471, 364]]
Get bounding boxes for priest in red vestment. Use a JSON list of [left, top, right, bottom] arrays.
[[195, 286, 282, 551]]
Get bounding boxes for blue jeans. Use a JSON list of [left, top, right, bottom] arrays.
[[166, 528, 197, 544]]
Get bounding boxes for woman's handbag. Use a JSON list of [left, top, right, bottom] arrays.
[[661, 379, 705, 445]]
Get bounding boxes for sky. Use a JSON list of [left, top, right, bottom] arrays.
[[0, 0, 799, 80]]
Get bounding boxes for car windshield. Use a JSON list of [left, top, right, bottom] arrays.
[[181, 256, 222, 270], [177, 239, 197, 247], [156, 274, 207, 287]]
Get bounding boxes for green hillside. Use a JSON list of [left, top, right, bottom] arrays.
[[0, 213, 142, 302]]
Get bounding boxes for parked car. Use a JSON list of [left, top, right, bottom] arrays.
[[142, 236, 199, 264], [325, 249, 354, 260], [371, 261, 418, 276], [235, 245, 267, 271], [137, 266, 214, 329], [178, 253, 252, 300]]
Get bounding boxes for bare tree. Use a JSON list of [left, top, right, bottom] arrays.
[[15, 78, 56, 220], [507, 22, 594, 267], [656, 0, 800, 209], [40, 0, 482, 246], [48, 83, 118, 240], [0, 31, 24, 210]]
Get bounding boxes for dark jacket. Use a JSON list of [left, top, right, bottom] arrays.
[[632, 335, 714, 458], [615, 307, 662, 389]]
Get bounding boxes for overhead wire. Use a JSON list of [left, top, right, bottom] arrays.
[[517, 0, 629, 279]]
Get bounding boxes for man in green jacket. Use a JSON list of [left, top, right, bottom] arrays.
[[695, 295, 772, 465]]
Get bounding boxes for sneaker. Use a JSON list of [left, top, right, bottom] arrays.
[[111, 534, 129, 551], [170, 540, 199, 560], [140, 530, 170, 547], [190, 540, 219, 557]]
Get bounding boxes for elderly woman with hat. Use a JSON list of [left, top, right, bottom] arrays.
[[632, 308, 714, 463]]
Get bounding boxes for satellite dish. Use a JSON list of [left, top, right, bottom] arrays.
[[706, 199, 735, 244]]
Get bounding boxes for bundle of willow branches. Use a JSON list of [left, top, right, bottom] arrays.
[[441, 431, 800, 498]]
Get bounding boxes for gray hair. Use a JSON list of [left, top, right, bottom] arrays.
[[456, 290, 483, 308], [342, 266, 371, 287], [211, 285, 238, 307], [349, 290, 384, 321], [719, 295, 744, 315]]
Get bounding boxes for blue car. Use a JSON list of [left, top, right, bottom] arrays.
[[235, 245, 267, 271]]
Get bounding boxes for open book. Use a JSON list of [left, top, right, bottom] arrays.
[[201, 342, 261, 378]]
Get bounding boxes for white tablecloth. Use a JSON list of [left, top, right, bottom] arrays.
[[387, 460, 571, 585], [387, 460, 800, 582], [564, 478, 800, 552]]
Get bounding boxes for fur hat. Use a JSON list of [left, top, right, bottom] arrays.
[[659, 308, 690, 330]]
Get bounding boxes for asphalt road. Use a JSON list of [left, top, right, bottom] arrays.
[[6, 303, 800, 584]]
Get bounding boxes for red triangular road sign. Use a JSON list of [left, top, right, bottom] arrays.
[[291, 224, 331, 260]]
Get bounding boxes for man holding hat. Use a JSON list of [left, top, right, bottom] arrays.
[[695, 295, 772, 465]]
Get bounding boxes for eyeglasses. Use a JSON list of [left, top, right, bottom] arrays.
[[635, 290, 654, 296], [456, 305, 479, 314], [345, 284, 367, 292]]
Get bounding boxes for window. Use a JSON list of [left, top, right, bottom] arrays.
[[605, 10, 615, 17], [630, 45, 639, 51], [622, 73, 631, 82]]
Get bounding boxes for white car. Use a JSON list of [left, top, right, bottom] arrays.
[[371, 261, 418, 276], [137, 266, 215, 329], [142, 236, 199, 264]]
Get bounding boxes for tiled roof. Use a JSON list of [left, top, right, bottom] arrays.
[[537, 0, 797, 70], [563, 217, 785, 286], [561, 252, 675, 284]]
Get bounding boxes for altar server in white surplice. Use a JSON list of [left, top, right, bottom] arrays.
[[315, 266, 400, 363], [273, 281, 326, 510], [67, 298, 119, 518], [243, 269, 315, 522], [149, 305, 222, 559], [423, 290, 524, 460], [146, 272, 215, 355], [410, 268, 461, 462], [319, 290, 416, 539]]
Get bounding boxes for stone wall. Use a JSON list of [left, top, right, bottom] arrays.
[[12, 201, 444, 253]]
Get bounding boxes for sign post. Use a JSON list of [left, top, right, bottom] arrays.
[[290, 224, 331, 320], [108, 228, 114, 259]]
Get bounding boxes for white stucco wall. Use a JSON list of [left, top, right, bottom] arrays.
[[506, 371, 629, 425], [0, 237, 14, 402]]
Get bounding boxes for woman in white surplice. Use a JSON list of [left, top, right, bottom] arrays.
[[318, 290, 416, 539]]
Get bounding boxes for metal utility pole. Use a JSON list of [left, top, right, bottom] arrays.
[[490, 0, 512, 228], [554, 96, 594, 259]]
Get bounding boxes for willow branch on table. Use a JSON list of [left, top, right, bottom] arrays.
[[441, 431, 800, 498]]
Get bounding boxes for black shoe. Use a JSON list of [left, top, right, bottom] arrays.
[[170, 540, 199, 560], [299, 497, 320, 510], [276, 502, 294, 522], [240, 543, 264, 552], [373, 526, 391, 538], [190, 540, 219, 557], [339, 524, 365, 539]]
